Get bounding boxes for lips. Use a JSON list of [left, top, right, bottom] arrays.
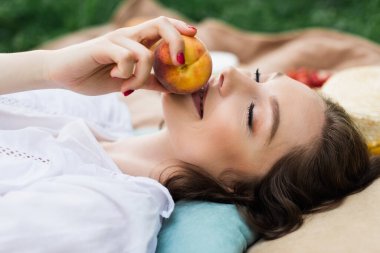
[[191, 83, 209, 119]]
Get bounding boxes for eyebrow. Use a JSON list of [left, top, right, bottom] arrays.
[[267, 96, 280, 144]]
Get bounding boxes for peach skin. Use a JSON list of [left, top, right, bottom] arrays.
[[153, 35, 212, 94]]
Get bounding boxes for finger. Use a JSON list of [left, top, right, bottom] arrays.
[[141, 38, 161, 50], [91, 42, 135, 79], [140, 18, 197, 49], [110, 62, 134, 79], [168, 18, 197, 37], [140, 74, 170, 93], [128, 16, 197, 66], [109, 47, 135, 79], [113, 39, 154, 91]]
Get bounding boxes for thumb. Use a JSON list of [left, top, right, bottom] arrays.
[[140, 74, 170, 93]]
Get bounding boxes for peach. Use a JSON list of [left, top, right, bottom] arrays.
[[153, 35, 212, 94]]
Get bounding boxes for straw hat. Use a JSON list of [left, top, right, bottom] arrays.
[[321, 66, 380, 155]]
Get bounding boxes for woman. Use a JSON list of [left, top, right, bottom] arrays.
[[0, 16, 379, 249]]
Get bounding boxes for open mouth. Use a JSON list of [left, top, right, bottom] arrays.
[[191, 83, 209, 119]]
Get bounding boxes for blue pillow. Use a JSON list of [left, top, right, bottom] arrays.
[[157, 201, 257, 253]]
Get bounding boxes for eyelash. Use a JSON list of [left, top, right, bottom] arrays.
[[255, 68, 261, 82], [247, 102, 254, 130], [247, 69, 260, 131]]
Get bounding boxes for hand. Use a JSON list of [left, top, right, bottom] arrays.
[[45, 16, 197, 95]]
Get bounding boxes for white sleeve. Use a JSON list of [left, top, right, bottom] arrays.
[[0, 174, 174, 253], [0, 90, 133, 139]]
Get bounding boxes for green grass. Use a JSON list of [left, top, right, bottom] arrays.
[[160, 0, 380, 40], [1, 0, 379, 52]]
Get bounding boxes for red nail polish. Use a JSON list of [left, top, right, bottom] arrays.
[[187, 25, 197, 32], [177, 52, 185, 65], [123, 90, 134, 96]]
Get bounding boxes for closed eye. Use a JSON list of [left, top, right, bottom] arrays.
[[247, 102, 254, 131]]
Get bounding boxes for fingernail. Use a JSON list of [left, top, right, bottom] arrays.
[[187, 25, 197, 32], [123, 90, 134, 96], [177, 52, 185, 65]]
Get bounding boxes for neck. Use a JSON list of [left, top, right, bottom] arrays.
[[101, 129, 176, 181]]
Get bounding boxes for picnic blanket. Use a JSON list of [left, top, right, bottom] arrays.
[[40, 0, 380, 73]]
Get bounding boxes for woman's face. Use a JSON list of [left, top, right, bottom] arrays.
[[162, 67, 325, 180]]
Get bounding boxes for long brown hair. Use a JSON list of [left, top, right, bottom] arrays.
[[162, 98, 380, 239]]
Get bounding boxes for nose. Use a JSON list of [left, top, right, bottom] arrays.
[[218, 67, 257, 97]]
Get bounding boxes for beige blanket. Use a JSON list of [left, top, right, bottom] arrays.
[[42, 0, 380, 73], [40, 0, 380, 252]]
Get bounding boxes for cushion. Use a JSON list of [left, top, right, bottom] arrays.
[[157, 201, 256, 253]]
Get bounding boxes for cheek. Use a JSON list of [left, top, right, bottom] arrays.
[[164, 95, 249, 170], [184, 119, 243, 167], [205, 121, 238, 154]]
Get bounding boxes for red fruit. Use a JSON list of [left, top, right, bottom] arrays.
[[286, 68, 330, 88]]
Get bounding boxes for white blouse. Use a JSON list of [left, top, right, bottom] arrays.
[[0, 89, 174, 253]]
